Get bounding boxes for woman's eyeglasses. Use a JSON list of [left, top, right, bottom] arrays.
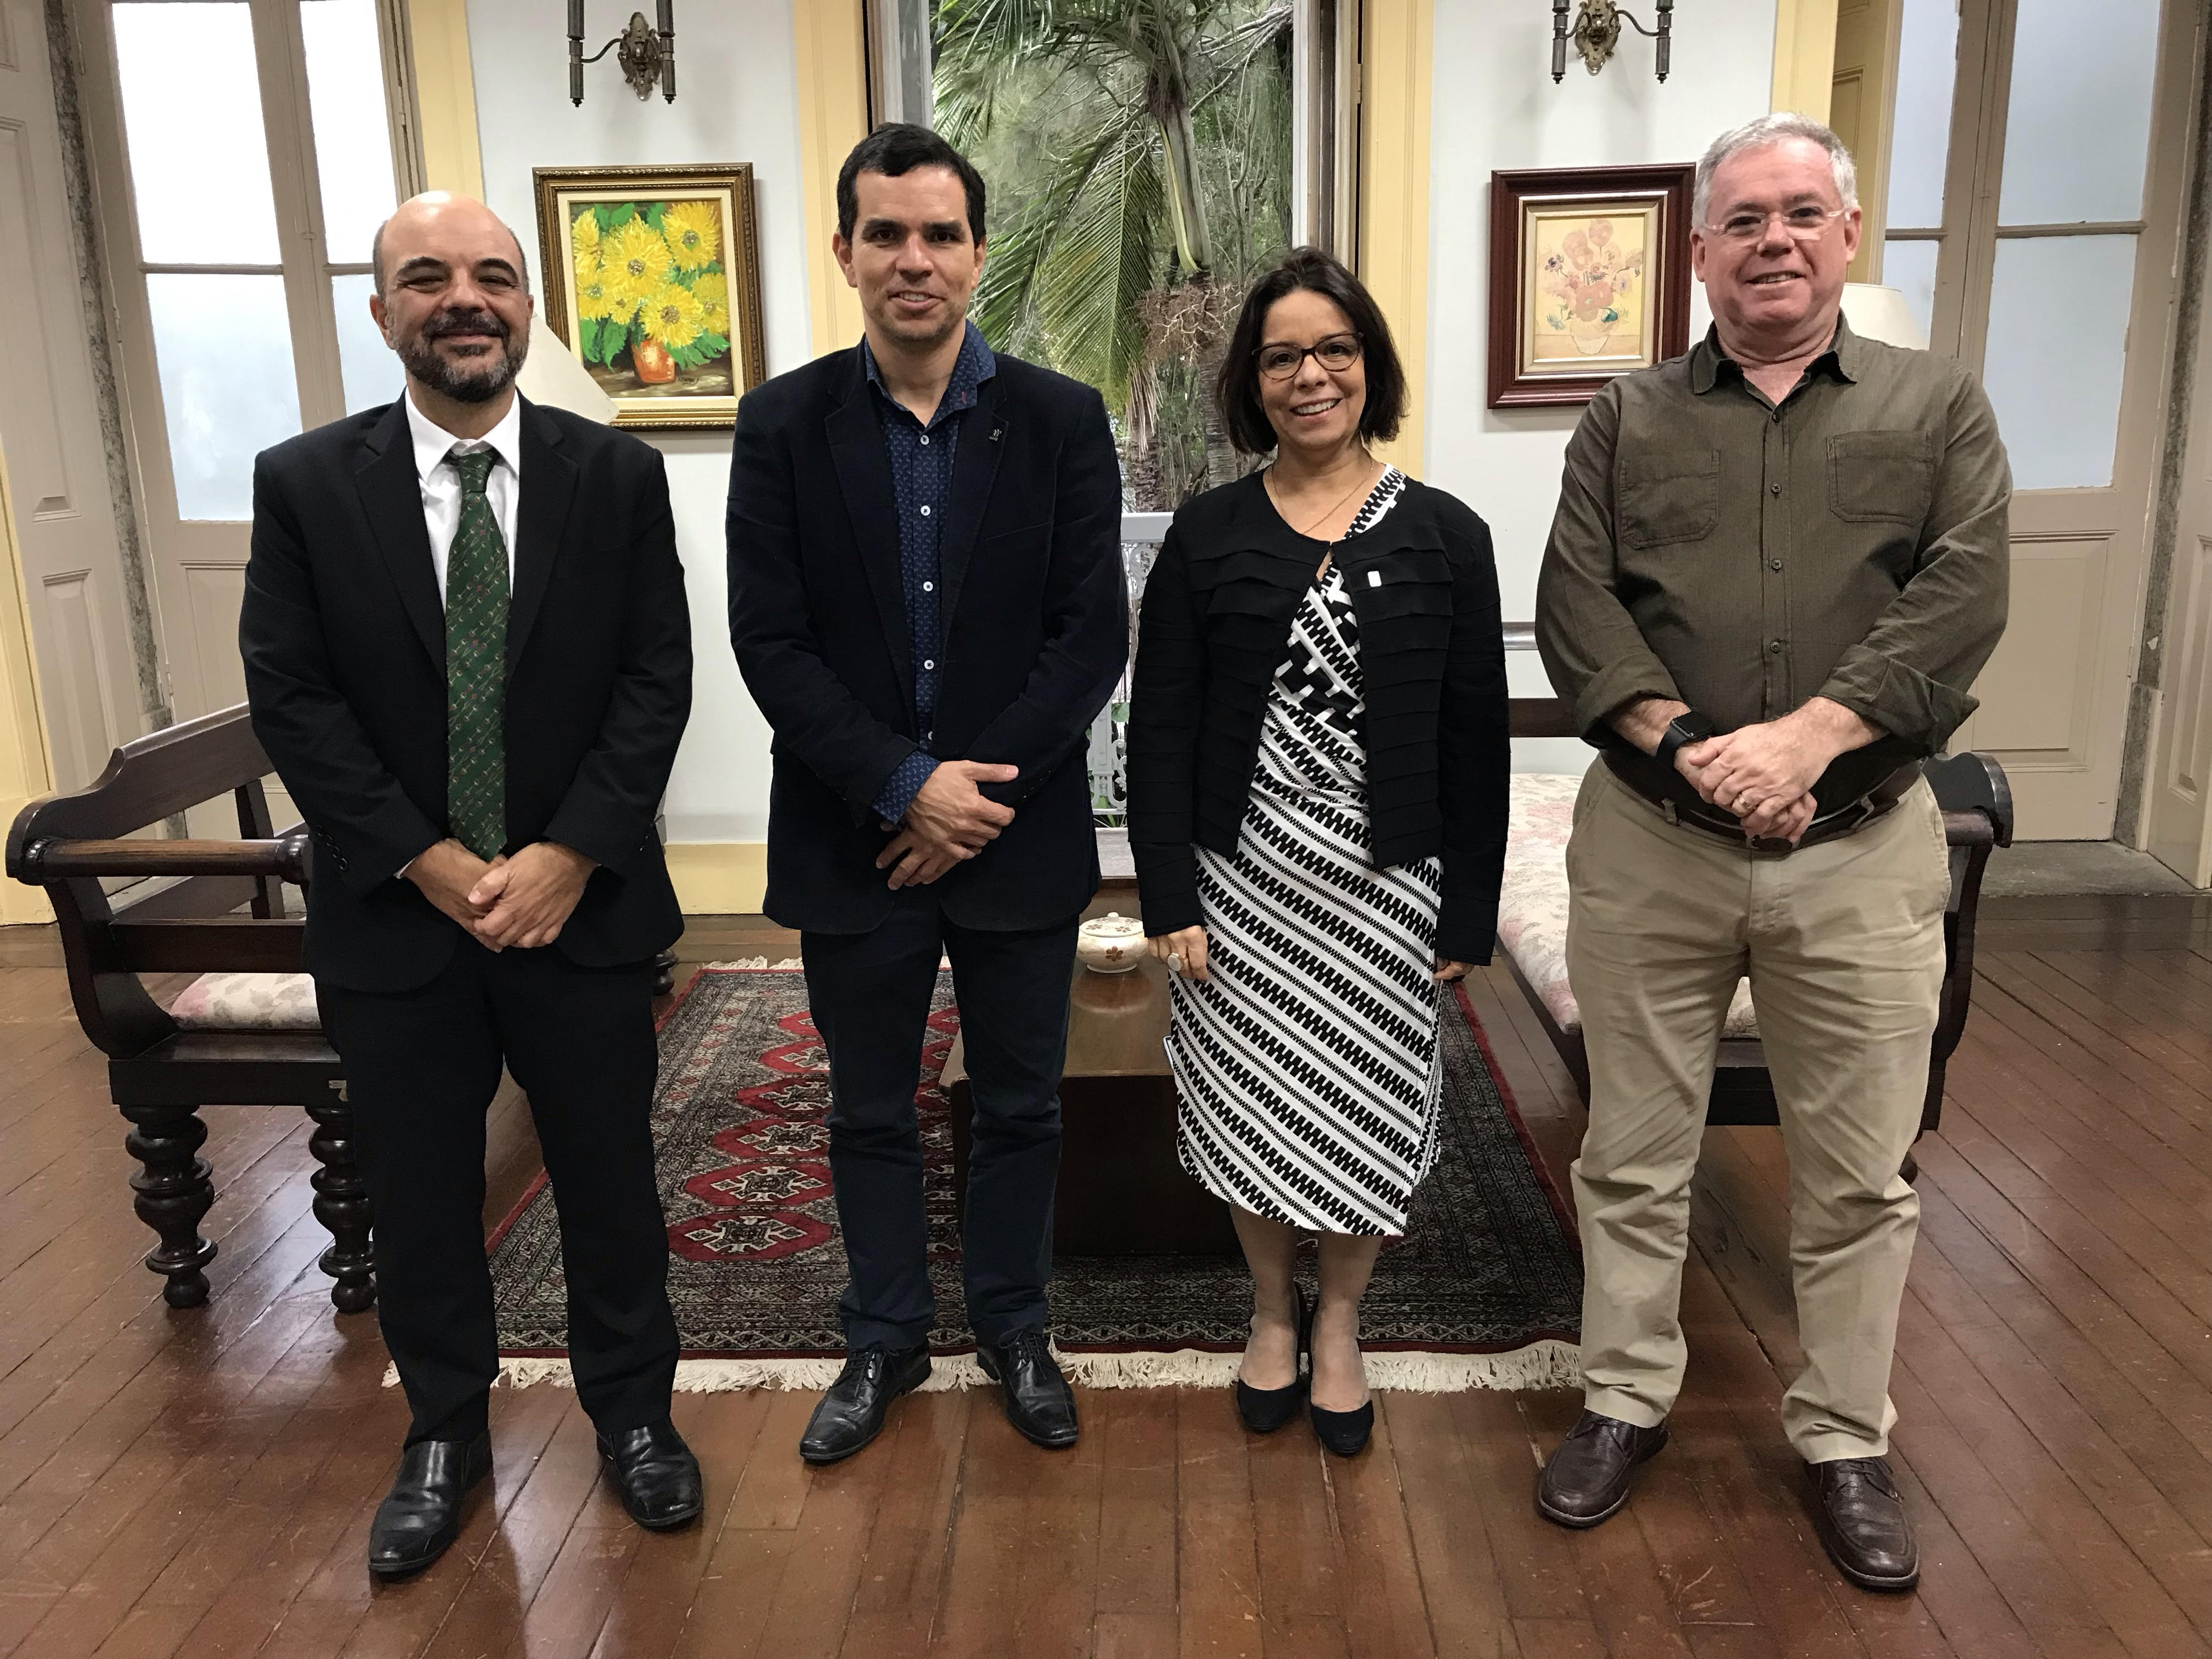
[[1256, 334, 1363, 380], [1705, 205, 1848, 244]]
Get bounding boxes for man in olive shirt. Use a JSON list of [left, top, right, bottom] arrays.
[[1532, 114, 2008, 1592]]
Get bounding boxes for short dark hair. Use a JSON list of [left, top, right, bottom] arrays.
[[836, 122, 987, 246], [1216, 247, 1406, 454]]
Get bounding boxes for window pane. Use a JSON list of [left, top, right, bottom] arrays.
[[1883, 0, 1958, 230], [111, 3, 281, 264], [1978, 235, 2137, 490], [299, 0, 398, 264], [330, 273, 401, 413], [145, 273, 302, 518], [1997, 0, 2160, 225], [1881, 238, 1938, 342]]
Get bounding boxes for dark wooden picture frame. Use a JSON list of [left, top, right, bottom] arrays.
[[532, 163, 768, 431], [1488, 163, 1694, 409]]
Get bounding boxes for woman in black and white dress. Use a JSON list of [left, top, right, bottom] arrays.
[[1127, 249, 1510, 1454]]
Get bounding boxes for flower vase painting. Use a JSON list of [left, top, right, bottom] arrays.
[[1488, 165, 1692, 408], [534, 165, 767, 429]]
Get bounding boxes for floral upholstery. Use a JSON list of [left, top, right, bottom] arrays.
[[1501, 770, 1758, 1040], [167, 970, 321, 1032]]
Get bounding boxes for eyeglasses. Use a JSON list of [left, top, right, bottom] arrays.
[[1255, 334, 1363, 380], [1703, 205, 1849, 244]]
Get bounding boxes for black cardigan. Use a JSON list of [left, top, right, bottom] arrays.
[[1126, 471, 1510, 964]]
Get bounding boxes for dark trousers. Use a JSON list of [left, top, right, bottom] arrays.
[[317, 938, 679, 1445], [801, 891, 1078, 1350]]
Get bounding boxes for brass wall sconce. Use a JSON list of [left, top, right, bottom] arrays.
[[568, 1, 676, 105], [1551, 0, 1674, 83]]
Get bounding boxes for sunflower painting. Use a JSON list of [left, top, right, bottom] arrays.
[[534, 165, 765, 429]]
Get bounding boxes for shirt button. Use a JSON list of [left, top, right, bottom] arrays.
[[1768, 640, 1784, 654], [1769, 483, 1782, 496], [922, 580, 935, 592], [1769, 559, 1784, 572], [919, 505, 932, 517], [923, 658, 936, 670], [919, 435, 930, 445]]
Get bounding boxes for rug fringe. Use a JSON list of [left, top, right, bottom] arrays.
[[701, 957, 804, 970], [384, 1341, 1581, 1396]]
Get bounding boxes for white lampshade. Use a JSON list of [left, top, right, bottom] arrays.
[[515, 316, 618, 422], [1840, 283, 1928, 351]]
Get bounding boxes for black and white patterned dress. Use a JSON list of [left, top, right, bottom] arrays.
[[1166, 468, 1443, 1236]]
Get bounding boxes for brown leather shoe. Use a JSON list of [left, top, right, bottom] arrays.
[[1535, 1410, 1668, 1528], [1808, 1457, 1920, 1591]]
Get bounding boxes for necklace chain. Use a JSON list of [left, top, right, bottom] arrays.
[[1270, 459, 1384, 544]]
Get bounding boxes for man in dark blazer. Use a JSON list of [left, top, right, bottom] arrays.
[[727, 125, 1125, 1463], [240, 193, 702, 1576]]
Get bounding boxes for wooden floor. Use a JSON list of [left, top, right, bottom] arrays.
[[1, 896, 2210, 1657]]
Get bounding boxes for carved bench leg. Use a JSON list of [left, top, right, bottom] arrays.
[[652, 947, 678, 999], [119, 1104, 217, 1308], [308, 1085, 377, 1314]]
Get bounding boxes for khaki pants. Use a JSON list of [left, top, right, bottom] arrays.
[[1564, 762, 1949, 1462]]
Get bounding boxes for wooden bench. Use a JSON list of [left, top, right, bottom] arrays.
[[5, 706, 374, 1313], [1500, 695, 2013, 1159]]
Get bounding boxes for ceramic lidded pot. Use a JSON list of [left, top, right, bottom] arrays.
[[1076, 911, 1147, 974]]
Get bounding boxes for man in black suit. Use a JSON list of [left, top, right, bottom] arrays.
[[240, 192, 702, 1575], [727, 126, 1125, 1463]]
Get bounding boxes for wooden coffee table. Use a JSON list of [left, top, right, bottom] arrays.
[[942, 952, 1238, 1256]]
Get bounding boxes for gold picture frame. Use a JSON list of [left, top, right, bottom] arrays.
[[533, 164, 768, 430]]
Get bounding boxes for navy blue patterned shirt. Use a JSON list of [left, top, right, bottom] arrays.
[[865, 320, 998, 823]]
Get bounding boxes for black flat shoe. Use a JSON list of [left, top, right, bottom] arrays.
[[1309, 1398, 1375, 1457], [975, 1325, 1079, 1449], [367, 1430, 492, 1577], [1235, 1286, 1312, 1434], [800, 1344, 932, 1465], [1808, 1456, 1920, 1592], [597, 1420, 703, 1530]]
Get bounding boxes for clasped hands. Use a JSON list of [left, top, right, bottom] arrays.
[[1147, 926, 1472, 986], [404, 838, 596, 950], [875, 760, 1020, 890], [1629, 696, 1878, 844]]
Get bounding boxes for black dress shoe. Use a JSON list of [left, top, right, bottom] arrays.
[[1535, 1410, 1668, 1528], [1309, 1398, 1375, 1457], [367, 1431, 492, 1577], [597, 1420, 703, 1530], [975, 1326, 1079, 1449], [1809, 1456, 1920, 1592], [1236, 1286, 1311, 1434], [799, 1344, 931, 1465]]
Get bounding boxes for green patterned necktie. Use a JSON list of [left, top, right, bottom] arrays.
[[444, 445, 509, 859]]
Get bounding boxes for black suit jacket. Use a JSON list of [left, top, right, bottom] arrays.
[[1126, 472, 1509, 965], [726, 344, 1126, 933], [240, 396, 692, 992]]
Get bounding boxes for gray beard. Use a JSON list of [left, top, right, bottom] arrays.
[[397, 329, 529, 404]]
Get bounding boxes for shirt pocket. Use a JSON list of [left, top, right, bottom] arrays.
[[1618, 449, 1720, 548], [1827, 430, 1935, 524]]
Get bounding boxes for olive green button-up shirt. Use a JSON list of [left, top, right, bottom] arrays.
[[1534, 318, 2010, 801]]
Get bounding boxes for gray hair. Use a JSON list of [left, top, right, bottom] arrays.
[[1693, 112, 1859, 227]]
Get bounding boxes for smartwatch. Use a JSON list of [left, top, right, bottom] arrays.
[[1655, 709, 1718, 770]]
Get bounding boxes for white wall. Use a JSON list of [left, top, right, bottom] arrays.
[[1421, 3, 1780, 769], [464, 0, 817, 843]]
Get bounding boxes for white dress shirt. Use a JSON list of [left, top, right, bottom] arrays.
[[405, 390, 522, 604]]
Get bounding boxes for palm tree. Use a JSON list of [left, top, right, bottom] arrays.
[[935, 0, 1293, 508]]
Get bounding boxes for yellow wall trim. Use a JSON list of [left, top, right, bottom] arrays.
[[1771, 0, 1841, 121], [792, 1, 868, 361], [0, 446, 56, 926], [1358, 0, 1432, 477], [404, 0, 484, 200], [667, 840, 769, 915]]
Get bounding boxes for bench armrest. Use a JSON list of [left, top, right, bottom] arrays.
[[14, 832, 309, 887]]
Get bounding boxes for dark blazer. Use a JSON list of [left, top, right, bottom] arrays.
[[726, 343, 1126, 933], [240, 396, 692, 993], [1126, 471, 1509, 965]]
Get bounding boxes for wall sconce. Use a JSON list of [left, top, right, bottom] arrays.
[[1551, 0, 1673, 83], [569, 2, 676, 105]]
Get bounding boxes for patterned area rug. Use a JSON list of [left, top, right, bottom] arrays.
[[482, 967, 1583, 1392]]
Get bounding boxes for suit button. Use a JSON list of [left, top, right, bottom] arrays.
[[1769, 640, 1784, 654]]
